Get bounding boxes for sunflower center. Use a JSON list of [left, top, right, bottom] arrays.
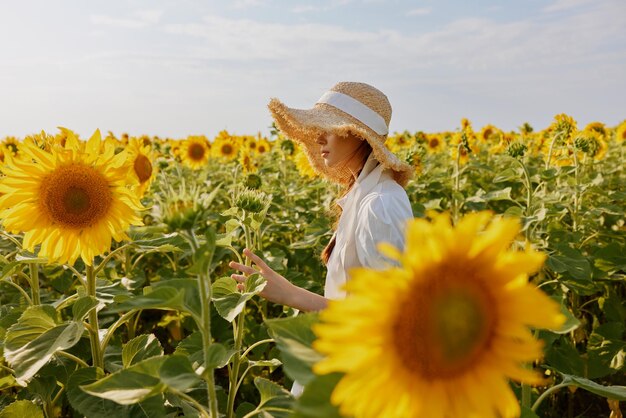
[[40, 163, 113, 228], [393, 270, 496, 379], [222, 144, 233, 155], [429, 138, 439, 148], [189, 143, 206, 160], [133, 154, 153, 183], [258, 145, 266, 153]]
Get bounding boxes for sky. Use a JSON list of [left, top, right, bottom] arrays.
[[1, 0, 625, 139]]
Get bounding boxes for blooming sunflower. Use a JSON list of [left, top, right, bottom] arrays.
[[181, 135, 211, 169], [0, 129, 144, 266], [293, 147, 318, 179], [614, 120, 626, 144], [238, 151, 258, 174], [449, 132, 472, 165], [425, 134, 446, 154], [312, 210, 565, 418], [2, 137, 20, 156], [211, 136, 240, 161], [255, 138, 271, 155], [479, 124, 502, 143], [125, 137, 156, 197]]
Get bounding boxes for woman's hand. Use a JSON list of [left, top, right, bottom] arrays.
[[229, 248, 297, 307]]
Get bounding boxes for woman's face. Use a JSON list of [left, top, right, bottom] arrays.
[[316, 131, 363, 168]]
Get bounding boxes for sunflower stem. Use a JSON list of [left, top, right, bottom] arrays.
[[572, 144, 580, 233], [452, 143, 462, 224], [188, 229, 219, 418], [531, 382, 569, 412], [226, 224, 253, 418], [29, 263, 41, 305], [86, 264, 104, 370], [521, 381, 532, 409], [545, 131, 562, 170]]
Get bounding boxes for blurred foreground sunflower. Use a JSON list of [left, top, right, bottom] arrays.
[[312, 210, 565, 418], [0, 129, 144, 266]]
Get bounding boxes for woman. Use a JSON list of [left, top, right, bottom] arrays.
[[228, 81, 414, 396]]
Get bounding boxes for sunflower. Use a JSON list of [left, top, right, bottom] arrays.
[[243, 135, 258, 153], [425, 133, 446, 154], [583, 122, 607, 141], [449, 132, 471, 165], [312, 210, 565, 418], [614, 120, 626, 144], [181, 135, 211, 169], [548, 113, 577, 144], [238, 151, 259, 174], [125, 137, 156, 196], [211, 136, 240, 161], [479, 124, 502, 143], [293, 147, 318, 179], [2, 137, 20, 156], [0, 129, 144, 266], [255, 138, 271, 155]]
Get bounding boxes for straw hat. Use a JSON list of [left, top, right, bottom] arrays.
[[267, 81, 414, 188]]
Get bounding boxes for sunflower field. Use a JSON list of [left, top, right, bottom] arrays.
[[0, 116, 624, 418]]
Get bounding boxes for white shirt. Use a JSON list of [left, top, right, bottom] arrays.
[[324, 152, 413, 299], [291, 152, 414, 397]]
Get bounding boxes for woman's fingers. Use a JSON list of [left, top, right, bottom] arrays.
[[243, 248, 269, 271], [228, 261, 258, 275], [231, 273, 247, 283]]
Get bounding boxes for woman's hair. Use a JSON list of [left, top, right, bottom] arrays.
[[320, 135, 373, 266]]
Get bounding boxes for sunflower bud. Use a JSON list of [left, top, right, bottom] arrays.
[[162, 198, 200, 231], [506, 141, 527, 158], [235, 188, 270, 214], [280, 139, 295, 156], [245, 173, 263, 190]]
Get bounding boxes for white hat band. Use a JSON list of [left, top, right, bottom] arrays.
[[316, 91, 389, 135]]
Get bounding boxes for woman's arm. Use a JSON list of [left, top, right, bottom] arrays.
[[229, 248, 329, 312]]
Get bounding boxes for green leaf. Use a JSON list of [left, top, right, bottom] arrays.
[[212, 274, 267, 322], [67, 367, 167, 418], [253, 377, 294, 418], [205, 342, 238, 369], [493, 168, 520, 183], [122, 334, 164, 368], [72, 295, 99, 321], [560, 373, 626, 401], [546, 244, 594, 294], [0, 400, 44, 418], [466, 187, 514, 203], [80, 357, 167, 405], [80, 355, 202, 406], [130, 232, 190, 254], [174, 332, 236, 370], [159, 355, 202, 391], [188, 227, 217, 275], [111, 279, 201, 319], [291, 372, 344, 418], [3, 305, 84, 385], [264, 313, 323, 385]]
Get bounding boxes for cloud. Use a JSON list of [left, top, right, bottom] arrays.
[[162, 0, 625, 78], [231, 0, 267, 9], [90, 10, 163, 29], [291, 5, 319, 13], [406, 7, 431, 16], [542, 0, 594, 12]]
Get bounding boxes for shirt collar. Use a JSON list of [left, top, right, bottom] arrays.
[[336, 153, 381, 209]]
